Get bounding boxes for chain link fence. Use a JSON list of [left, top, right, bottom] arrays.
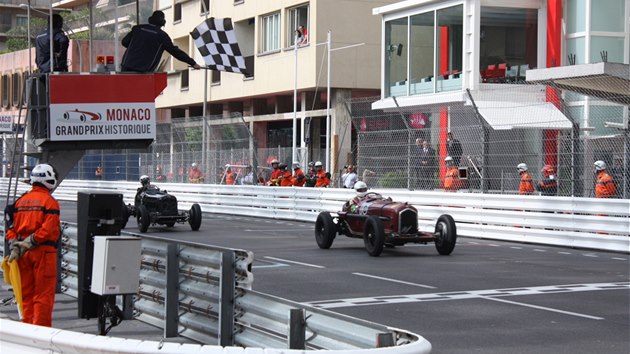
[[348, 81, 629, 198]]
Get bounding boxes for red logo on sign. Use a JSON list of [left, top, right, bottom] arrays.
[[409, 112, 427, 129]]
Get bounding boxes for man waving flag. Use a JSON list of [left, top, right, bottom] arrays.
[[191, 18, 249, 75]]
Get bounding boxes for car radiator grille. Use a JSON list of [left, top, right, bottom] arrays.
[[399, 209, 418, 234]]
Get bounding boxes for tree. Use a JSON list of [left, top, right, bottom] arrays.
[[5, 17, 47, 52]]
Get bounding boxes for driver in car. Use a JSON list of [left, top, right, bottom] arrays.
[[136, 175, 159, 205], [345, 181, 384, 213]]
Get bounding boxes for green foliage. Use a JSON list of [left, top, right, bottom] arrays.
[[5, 17, 47, 52], [377, 170, 408, 188], [185, 127, 202, 151]]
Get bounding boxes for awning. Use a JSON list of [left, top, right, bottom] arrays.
[[473, 100, 573, 130], [526, 62, 630, 105]]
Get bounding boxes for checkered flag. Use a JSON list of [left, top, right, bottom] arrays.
[[191, 18, 249, 75]]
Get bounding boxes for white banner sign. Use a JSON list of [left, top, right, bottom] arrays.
[[49, 103, 156, 141], [0, 115, 14, 133]]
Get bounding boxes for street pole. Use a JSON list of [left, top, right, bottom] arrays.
[[49, 3, 53, 73], [292, 35, 298, 166], [326, 31, 331, 173], [27, 0, 31, 74], [201, 1, 209, 172]]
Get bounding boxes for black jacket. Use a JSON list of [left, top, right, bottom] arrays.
[[121, 24, 197, 72], [35, 29, 69, 73]]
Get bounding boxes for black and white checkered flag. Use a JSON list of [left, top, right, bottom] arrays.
[[191, 18, 248, 75]]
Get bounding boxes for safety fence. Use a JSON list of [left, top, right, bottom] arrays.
[[0, 209, 431, 352], [2, 179, 628, 253]]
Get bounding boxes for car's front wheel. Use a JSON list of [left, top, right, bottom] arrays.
[[137, 205, 150, 233], [315, 212, 336, 249], [364, 216, 385, 257], [434, 214, 457, 255], [188, 203, 202, 231]]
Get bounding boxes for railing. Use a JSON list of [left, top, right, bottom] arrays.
[[2, 178, 626, 252]]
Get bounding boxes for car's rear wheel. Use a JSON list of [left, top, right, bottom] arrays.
[[315, 212, 336, 249], [364, 216, 385, 257], [119, 201, 129, 230], [137, 205, 150, 233], [434, 214, 457, 255], [188, 203, 202, 231]]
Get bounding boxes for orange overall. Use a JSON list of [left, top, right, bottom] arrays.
[[315, 169, 330, 187], [5, 185, 60, 327], [292, 168, 306, 187], [595, 171, 616, 198], [444, 167, 461, 192], [519, 172, 534, 195]]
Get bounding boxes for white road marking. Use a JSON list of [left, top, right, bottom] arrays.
[[533, 249, 547, 252], [253, 264, 289, 269], [558, 252, 572, 255], [612, 257, 627, 261], [243, 229, 305, 232], [487, 244, 500, 247], [582, 254, 598, 258], [263, 256, 325, 269], [352, 273, 436, 289], [510, 246, 523, 249], [482, 297, 603, 320]]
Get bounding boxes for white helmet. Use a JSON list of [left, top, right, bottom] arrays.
[[517, 163, 528, 172], [293, 161, 301, 169], [271, 159, 279, 165], [192, 162, 198, 168], [314, 161, 323, 167], [444, 156, 453, 164], [354, 181, 368, 197], [594, 160, 607, 171], [30, 163, 58, 190], [140, 175, 150, 186]]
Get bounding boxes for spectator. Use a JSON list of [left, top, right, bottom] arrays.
[[267, 159, 281, 186], [5, 164, 60, 327], [292, 162, 306, 187], [279, 163, 293, 186], [362, 168, 377, 187], [446, 132, 463, 167], [443, 156, 461, 192], [94, 164, 103, 180], [223, 165, 237, 185], [341, 165, 358, 189], [594, 160, 616, 198], [155, 166, 167, 182], [314, 161, 330, 187], [517, 163, 534, 195], [121, 11, 201, 72], [297, 25, 308, 45], [536, 164, 557, 196], [188, 163, 204, 183], [5, 163, 12, 178], [240, 165, 254, 185], [304, 162, 317, 187], [35, 14, 69, 73], [417, 140, 436, 190]]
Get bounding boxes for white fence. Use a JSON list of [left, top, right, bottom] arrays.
[[2, 179, 628, 253]]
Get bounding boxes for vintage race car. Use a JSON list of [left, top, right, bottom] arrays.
[[315, 192, 456, 256], [124, 186, 202, 233]]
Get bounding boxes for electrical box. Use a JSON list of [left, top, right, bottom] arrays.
[[91, 236, 141, 296]]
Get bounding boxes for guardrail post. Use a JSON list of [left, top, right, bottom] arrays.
[[219, 250, 235, 346], [288, 308, 306, 349], [377, 333, 395, 347], [164, 243, 179, 338]]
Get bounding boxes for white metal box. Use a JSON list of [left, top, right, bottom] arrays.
[[91, 236, 141, 295]]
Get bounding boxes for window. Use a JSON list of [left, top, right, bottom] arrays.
[[180, 70, 189, 90], [12, 73, 21, 107], [1, 74, 10, 108], [261, 13, 280, 53], [287, 4, 309, 47], [16, 16, 28, 27], [436, 5, 463, 93], [174, 3, 182, 22], [211, 70, 221, 84], [385, 17, 408, 97], [200, 0, 210, 14], [410, 12, 434, 95]]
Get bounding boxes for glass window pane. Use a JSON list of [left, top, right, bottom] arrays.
[[385, 17, 409, 98], [436, 5, 463, 93], [592, 0, 625, 32], [590, 36, 625, 63], [262, 13, 280, 52], [565, 37, 585, 64], [410, 12, 434, 95], [566, 0, 586, 33], [589, 105, 624, 136]]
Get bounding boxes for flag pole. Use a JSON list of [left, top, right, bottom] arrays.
[[292, 34, 298, 167], [326, 31, 331, 173], [201, 2, 209, 178]]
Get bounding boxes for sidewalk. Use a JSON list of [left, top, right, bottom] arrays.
[[0, 284, 190, 343]]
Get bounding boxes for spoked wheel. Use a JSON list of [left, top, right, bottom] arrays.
[[434, 214, 457, 255], [188, 203, 202, 231], [315, 212, 336, 249], [364, 216, 385, 257], [137, 205, 150, 233]]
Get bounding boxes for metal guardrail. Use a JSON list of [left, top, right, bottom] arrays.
[[3, 178, 625, 252], [1, 220, 427, 351]]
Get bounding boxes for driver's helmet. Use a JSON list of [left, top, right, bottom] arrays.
[[140, 175, 150, 186], [517, 163, 528, 173], [354, 181, 368, 197]]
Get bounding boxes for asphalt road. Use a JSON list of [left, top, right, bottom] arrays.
[[53, 201, 630, 353]]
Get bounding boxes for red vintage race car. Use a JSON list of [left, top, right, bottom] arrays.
[[315, 192, 457, 256]]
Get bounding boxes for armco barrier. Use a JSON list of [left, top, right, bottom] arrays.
[[1, 220, 432, 353], [1, 179, 627, 252]]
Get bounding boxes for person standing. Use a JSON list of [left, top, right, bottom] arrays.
[[6, 164, 60, 327], [155, 166, 167, 182], [188, 163, 204, 183], [446, 132, 463, 167], [121, 11, 201, 72], [517, 163, 534, 195], [536, 164, 557, 196], [223, 165, 237, 185], [594, 160, 616, 198], [279, 163, 293, 186], [443, 156, 461, 192], [314, 161, 330, 187], [94, 164, 103, 180], [268, 159, 281, 186], [35, 14, 69, 73], [341, 165, 358, 189], [418, 140, 436, 189]]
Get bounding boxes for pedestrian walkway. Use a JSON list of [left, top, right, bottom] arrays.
[[0, 284, 190, 343]]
